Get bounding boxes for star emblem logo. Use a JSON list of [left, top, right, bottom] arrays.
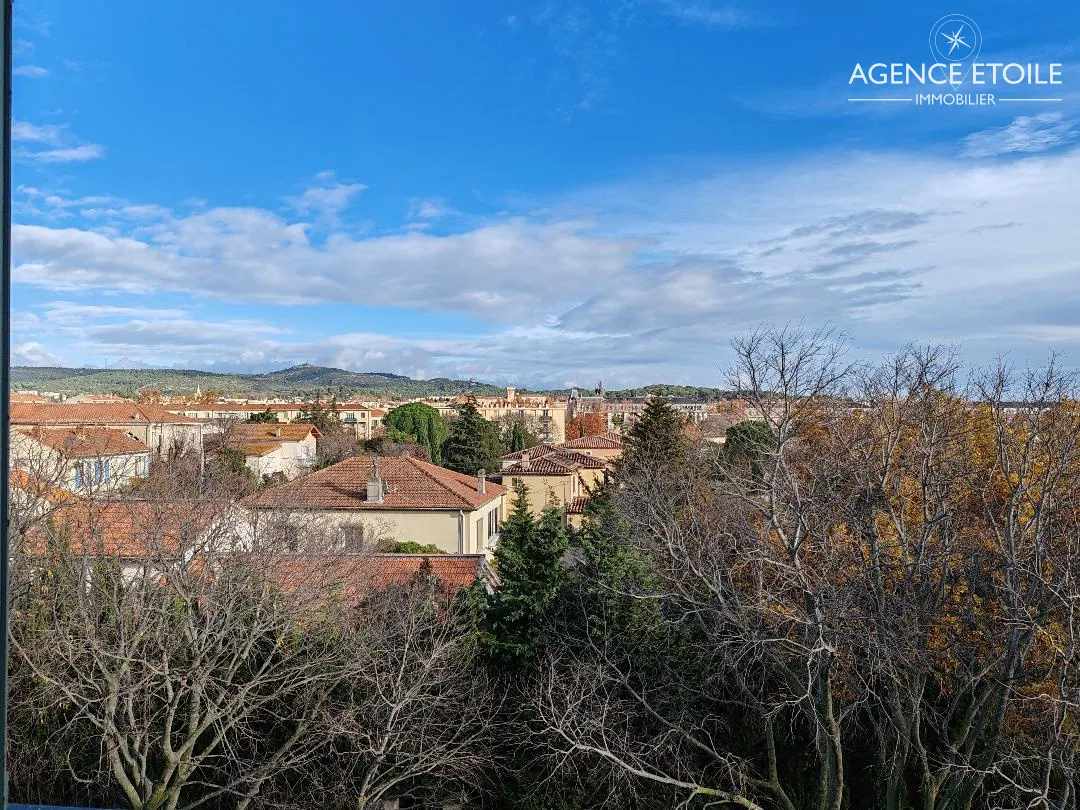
[[940, 25, 971, 56], [929, 14, 983, 82]]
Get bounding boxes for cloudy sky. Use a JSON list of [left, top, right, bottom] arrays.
[[10, 0, 1080, 388]]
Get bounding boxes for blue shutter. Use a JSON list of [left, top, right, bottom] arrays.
[[104, 460, 111, 483], [74, 464, 82, 488]]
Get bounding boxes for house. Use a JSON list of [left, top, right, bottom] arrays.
[[425, 388, 568, 444], [66, 393, 135, 404], [167, 402, 386, 439], [240, 455, 506, 555], [557, 431, 623, 463], [11, 402, 204, 460], [215, 423, 321, 480], [499, 445, 606, 524], [258, 553, 499, 603], [20, 498, 229, 582], [11, 426, 151, 493]]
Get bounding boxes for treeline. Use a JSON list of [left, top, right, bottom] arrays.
[[9, 327, 1080, 809], [8, 364, 506, 399]]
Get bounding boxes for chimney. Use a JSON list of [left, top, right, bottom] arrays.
[[520, 451, 530, 471], [477, 470, 486, 495], [506, 386, 516, 402], [367, 458, 384, 504]]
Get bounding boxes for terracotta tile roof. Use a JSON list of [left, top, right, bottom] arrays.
[[170, 403, 377, 414], [21, 426, 149, 458], [560, 431, 623, 450], [259, 553, 498, 601], [66, 393, 133, 403], [502, 443, 560, 462], [11, 402, 201, 426], [9, 468, 74, 504], [22, 499, 223, 558], [566, 496, 589, 515], [11, 392, 53, 403], [241, 455, 506, 512], [231, 423, 321, 444], [501, 446, 606, 476]]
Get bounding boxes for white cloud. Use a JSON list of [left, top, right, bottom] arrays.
[[12, 341, 62, 366], [962, 113, 1079, 159], [286, 172, 366, 222], [12, 139, 1080, 386], [12, 208, 638, 321], [12, 121, 65, 144], [25, 144, 106, 163], [13, 121, 104, 163], [408, 197, 452, 220], [13, 64, 49, 78], [657, 1, 752, 28]]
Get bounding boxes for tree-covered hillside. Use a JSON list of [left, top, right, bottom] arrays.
[[8, 363, 506, 399]]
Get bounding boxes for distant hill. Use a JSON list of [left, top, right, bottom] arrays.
[[8, 364, 507, 400]]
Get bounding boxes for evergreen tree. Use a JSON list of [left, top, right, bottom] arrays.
[[383, 402, 451, 464], [722, 419, 776, 480], [485, 482, 569, 671], [441, 397, 505, 474], [620, 397, 690, 474], [248, 408, 277, 423], [507, 420, 528, 453]]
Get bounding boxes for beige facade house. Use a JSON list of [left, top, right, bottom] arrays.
[[425, 388, 567, 444], [217, 423, 321, 480], [168, 402, 386, 439], [12, 426, 151, 494], [240, 455, 506, 555], [557, 431, 623, 463], [11, 402, 203, 460], [500, 445, 606, 520]]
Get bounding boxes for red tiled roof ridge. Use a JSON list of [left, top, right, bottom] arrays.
[[240, 454, 505, 511], [502, 443, 560, 461], [11, 402, 200, 425], [22, 426, 149, 457], [560, 431, 623, 449]]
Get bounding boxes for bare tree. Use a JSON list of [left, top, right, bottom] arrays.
[[301, 569, 503, 809], [9, 477, 499, 810], [531, 328, 1080, 810]]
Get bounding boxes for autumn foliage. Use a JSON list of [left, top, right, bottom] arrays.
[[565, 411, 607, 439]]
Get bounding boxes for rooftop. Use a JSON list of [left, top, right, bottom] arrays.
[[501, 444, 606, 476], [21, 426, 150, 458], [259, 553, 499, 601], [241, 454, 506, 512], [22, 499, 223, 558], [11, 402, 201, 426], [559, 431, 623, 450]]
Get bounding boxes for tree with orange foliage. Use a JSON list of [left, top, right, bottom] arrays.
[[565, 411, 607, 440]]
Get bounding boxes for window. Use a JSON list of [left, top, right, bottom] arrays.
[[104, 459, 111, 483], [476, 517, 483, 545], [95, 459, 104, 483], [73, 464, 82, 489]]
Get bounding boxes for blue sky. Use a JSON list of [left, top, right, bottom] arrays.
[[9, 0, 1080, 388]]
